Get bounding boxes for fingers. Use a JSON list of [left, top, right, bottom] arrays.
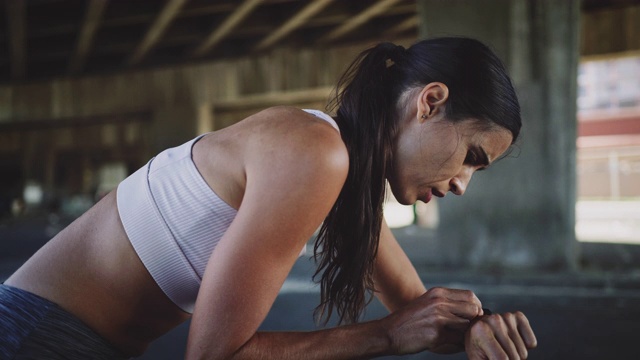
[[515, 311, 537, 349], [425, 287, 483, 319], [428, 308, 467, 326], [503, 313, 528, 359], [428, 287, 482, 306], [474, 332, 506, 360], [384, 287, 485, 355], [426, 297, 483, 327], [488, 314, 523, 359], [466, 311, 537, 360]]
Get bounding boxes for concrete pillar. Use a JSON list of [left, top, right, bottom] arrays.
[[417, 0, 580, 271]]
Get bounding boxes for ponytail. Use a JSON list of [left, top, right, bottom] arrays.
[[313, 43, 404, 324]]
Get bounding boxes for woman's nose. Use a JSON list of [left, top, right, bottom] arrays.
[[449, 168, 473, 196], [449, 177, 466, 195]]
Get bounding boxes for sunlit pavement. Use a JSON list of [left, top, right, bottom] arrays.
[[1, 216, 640, 359]]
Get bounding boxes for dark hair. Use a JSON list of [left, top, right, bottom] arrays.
[[313, 37, 521, 325]]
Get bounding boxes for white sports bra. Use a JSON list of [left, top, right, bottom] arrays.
[[117, 109, 339, 313]]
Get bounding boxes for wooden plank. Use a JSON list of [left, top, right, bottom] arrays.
[[317, 0, 403, 43], [581, 5, 640, 56], [254, 0, 335, 51], [5, 0, 26, 80], [0, 40, 421, 121], [68, 0, 109, 74], [213, 86, 334, 110], [386, 14, 418, 36], [0, 111, 152, 132], [180, 3, 236, 18], [624, 5, 640, 52], [581, 49, 640, 62], [127, 0, 188, 66], [190, 0, 262, 58]]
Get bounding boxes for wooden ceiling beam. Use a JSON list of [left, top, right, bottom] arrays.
[[213, 86, 334, 111], [317, 0, 403, 43], [100, 4, 235, 28], [180, 3, 236, 18], [254, 0, 335, 51], [68, 0, 108, 74], [127, 0, 188, 66], [5, 0, 27, 80], [190, 0, 262, 58], [386, 14, 418, 36]]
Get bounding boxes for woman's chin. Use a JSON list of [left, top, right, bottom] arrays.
[[387, 183, 413, 205], [395, 194, 414, 206]]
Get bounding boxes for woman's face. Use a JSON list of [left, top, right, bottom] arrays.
[[387, 86, 514, 205]]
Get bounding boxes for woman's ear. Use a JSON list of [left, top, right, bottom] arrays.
[[416, 82, 449, 122]]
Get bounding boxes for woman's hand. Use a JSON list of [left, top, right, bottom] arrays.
[[465, 311, 537, 359], [381, 287, 484, 355]]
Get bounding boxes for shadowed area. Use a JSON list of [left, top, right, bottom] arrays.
[[2, 221, 639, 359]]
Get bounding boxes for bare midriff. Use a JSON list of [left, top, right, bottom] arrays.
[[4, 190, 191, 357]]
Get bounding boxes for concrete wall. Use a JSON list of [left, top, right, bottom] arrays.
[[417, 0, 581, 271]]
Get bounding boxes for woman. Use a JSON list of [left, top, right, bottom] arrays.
[[1, 37, 536, 359]]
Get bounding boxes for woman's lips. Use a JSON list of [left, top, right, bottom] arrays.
[[423, 189, 445, 203]]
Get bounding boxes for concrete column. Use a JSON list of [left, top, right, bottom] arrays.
[[417, 0, 580, 271]]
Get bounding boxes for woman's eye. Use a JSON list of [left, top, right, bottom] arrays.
[[465, 151, 477, 164]]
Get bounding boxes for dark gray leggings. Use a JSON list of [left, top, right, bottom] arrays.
[[0, 284, 129, 360]]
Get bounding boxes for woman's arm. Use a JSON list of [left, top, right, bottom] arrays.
[[372, 221, 488, 354], [185, 108, 486, 359], [372, 221, 539, 358], [185, 110, 352, 359], [373, 219, 427, 312], [227, 285, 486, 359]]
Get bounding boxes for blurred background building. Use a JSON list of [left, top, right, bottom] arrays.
[[0, 0, 638, 275]]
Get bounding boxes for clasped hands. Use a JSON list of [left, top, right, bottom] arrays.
[[382, 287, 537, 359]]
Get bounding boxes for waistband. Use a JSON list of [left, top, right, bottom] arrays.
[[0, 284, 128, 359]]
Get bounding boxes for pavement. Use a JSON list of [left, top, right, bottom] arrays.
[[1, 216, 640, 359], [136, 258, 640, 360]]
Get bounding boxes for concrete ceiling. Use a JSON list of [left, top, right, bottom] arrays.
[[0, 0, 418, 84], [1, 0, 638, 85]]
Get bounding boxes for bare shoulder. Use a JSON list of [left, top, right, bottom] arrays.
[[193, 106, 347, 210], [251, 106, 343, 146], [245, 106, 349, 180]]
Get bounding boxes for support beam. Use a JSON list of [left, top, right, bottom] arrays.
[[253, 0, 335, 51], [127, 0, 188, 66], [102, 4, 235, 28], [317, 0, 402, 43], [190, 0, 262, 58], [386, 15, 418, 36], [180, 3, 236, 18], [68, 0, 108, 74], [5, 0, 26, 80]]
